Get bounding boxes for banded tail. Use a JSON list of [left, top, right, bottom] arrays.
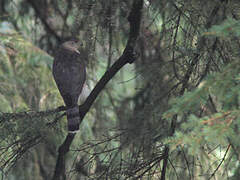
[[66, 106, 80, 133]]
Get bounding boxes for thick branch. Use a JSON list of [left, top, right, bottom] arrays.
[[80, 0, 143, 117], [51, 0, 143, 179]]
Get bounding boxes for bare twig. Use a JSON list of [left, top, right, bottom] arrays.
[[208, 144, 231, 180], [171, 13, 181, 81]]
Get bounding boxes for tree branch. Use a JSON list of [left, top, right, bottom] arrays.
[[51, 0, 144, 179], [208, 144, 231, 180]]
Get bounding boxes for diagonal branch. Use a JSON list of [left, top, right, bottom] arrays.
[[208, 144, 231, 180], [51, 0, 144, 179]]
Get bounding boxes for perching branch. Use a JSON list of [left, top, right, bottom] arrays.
[[51, 0, 144, 179]]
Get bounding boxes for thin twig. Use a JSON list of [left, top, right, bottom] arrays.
[[208, 144, 231, 180]]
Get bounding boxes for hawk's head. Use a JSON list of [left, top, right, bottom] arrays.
[[61, 40, 81, 54]]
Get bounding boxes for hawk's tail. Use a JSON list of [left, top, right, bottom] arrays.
[[66, 106, 80, 133]]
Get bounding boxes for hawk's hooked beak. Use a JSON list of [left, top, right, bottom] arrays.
[[75, 41, 83, 54], [75, 49, 80, 54]]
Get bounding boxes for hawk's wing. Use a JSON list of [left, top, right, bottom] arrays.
[[52, 53, 86, 107]]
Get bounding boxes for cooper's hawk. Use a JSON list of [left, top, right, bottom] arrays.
[[52, 39, 86, 133]]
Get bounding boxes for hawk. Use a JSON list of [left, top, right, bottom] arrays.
[[52, 39, 86, 133]]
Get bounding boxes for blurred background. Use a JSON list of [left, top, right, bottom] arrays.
[[0, 0, 240, 179]]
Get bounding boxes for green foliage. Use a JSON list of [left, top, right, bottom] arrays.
[[164, 60, 240, 154], [205, 17, 240, 37], [0, 33, 58, 111], [1, 0, 240, 179], [0, 32, 67, 174]]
